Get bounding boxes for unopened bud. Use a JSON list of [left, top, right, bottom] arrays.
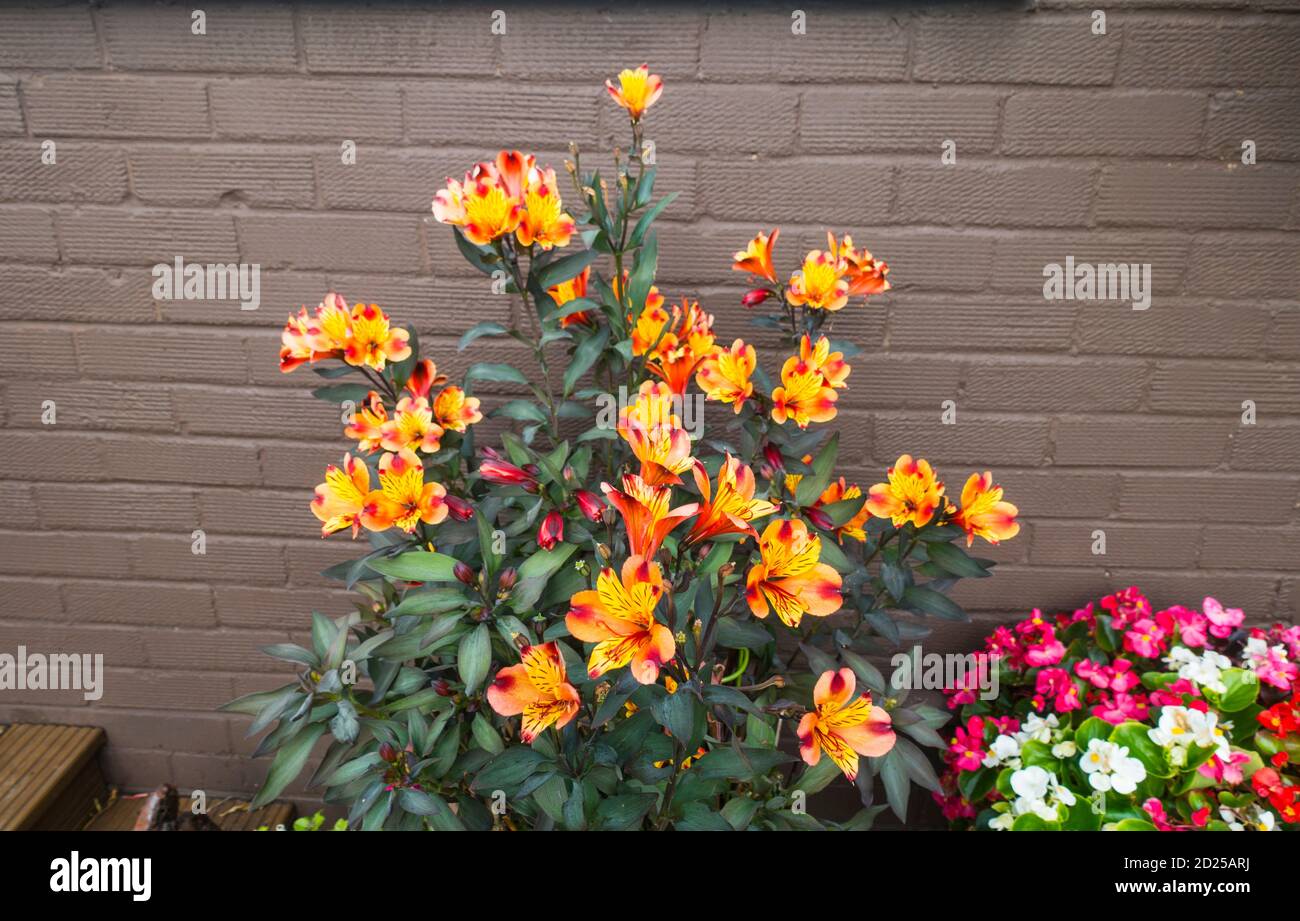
[[379, 742, 397, 762], [718, 562, 736, 577], [596, 543, 612, 562], [498, 567, 518, 592], [432, 678, 453, 697], [742, 288, 772, 308], [453, 561, 476, 586], [594, 682, 611, 704], [805, 506, 835, 531]]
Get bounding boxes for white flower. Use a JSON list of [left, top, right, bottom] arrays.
[[1078, 739, 1147, 795], [1017, 712, 1059, 745], [1007, 765, 1075, 823], [1147, 705, 1232, 760], [1051, 740, 1077, 758], [989, 811, 1013, 831], [1164, 646, 1231, 694], [982, 733, 1022, 769]]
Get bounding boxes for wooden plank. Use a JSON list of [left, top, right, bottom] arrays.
[[0, 724, 106, 830], [84, 794, 296, 832]]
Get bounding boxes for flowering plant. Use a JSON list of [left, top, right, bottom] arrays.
[[226, 67, 1020, 830], [936, 586, 1300, 831]]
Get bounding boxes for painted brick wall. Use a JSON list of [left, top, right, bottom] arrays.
[[0, 0, 1297, 804]]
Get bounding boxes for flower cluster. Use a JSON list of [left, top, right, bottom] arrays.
[[936, 586, 1300, 831], [236, 65, 1021, 832]]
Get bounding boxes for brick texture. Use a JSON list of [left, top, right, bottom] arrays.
[[1, 2, 1297, 805]]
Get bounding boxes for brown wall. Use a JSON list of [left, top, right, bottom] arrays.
[[0, 0, 1297, 803]]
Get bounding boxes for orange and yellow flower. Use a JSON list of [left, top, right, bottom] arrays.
[[344, 303, 411, 371], [770, 357, 838, 429], [952, 471, 1020, 547], [567, 555, 675, 684], [279, 292, 353, 372], [605, 65, 663, 121], [828, 232, 890, 297], [797, 668, 896, 781], [486, 642, 581, 743], [311, 453, 371, 538], [343, 390, 388, 454], [787, 249, 850, 312], [797, 334, 850, 389], [548, 265, 594, 328], [432, 385, 482, 433], [379, 396, 444, 454], [732, 229, 780, 283], [745, 518, 843, 627], [602, 473, 698, 559], [433, 169, 522, 246], [864, 454, 944, 529], [617, 380, 695, 486], [403, 358, 447, 400], [641, 299, 717, 395], [685, 454, 778, 545], [360, 448, 448, 534], [695, 338, 756, 412], [516, 166, 575, 251]]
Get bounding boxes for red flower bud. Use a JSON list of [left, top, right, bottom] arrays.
[[575, 489, 604, 523], [537, 511, 564, 551], [498, 567, 518, 592], [762, 443, 785, 472], [378, 742, 397, 762], [479, 457, 538, 489], [742, 288, 772, 308], [453, 561, 476, 586], [804, 506, 835, 531], [444, 495, 474, 521], [431, 679, 453, 697]]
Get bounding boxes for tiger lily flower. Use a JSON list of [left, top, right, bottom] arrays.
[[516, 166, 575, 250], [567, 555, 675, 684], [548, 265, 594, 328], [695, 338, 756, 412], [865, 454, 945, 529], [605, 64, 663, 121], [829, 232, 890, 297], [486, 642, 581, 743], [732, 228, 780, 283], [403, 358, 447, 399], [798, 334, 850, 389], [379, 396, 444, 454], [798, 668, 896, 781], [787, 249, 849, 312], [617, 380, 695, 486], [311, 453, 371, 538], [745, 518, 843, 627], [952, 471, 1020, 547], [343, 390, 388, 454], [684, 454, 778, 545], [432, 385, 482, 432], [344, 303, 411, 371], [770, 360, 838, 429], [360, 448, 448, 533], [602, 473, 698, 559]]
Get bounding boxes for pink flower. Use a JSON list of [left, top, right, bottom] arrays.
[[1074, 658, 1141, 694], [1202, 596, 1243, 639], [1143, 798, 1177, 832], [1101, 586, 1152, 630], [1016, 614, 1066, 667], [932, 786, 976, 821], [1091, 691, 1150, 724], [1149, 677, 1199, 708], [1123, 616, 1169, 659], [1163, 604, 1208, 648], [949, 716, 987, 772], [989, 715, 1021, 735], [1199, 751, 1251, 786], [1034, 668, 1082, 713]]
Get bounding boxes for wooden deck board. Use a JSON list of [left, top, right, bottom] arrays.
[[0, 724, 106, 830], [85, 795, 296, 831]]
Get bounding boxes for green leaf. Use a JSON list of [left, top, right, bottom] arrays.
[[252, 723, 326, 808], [1074, 716, 1112, 752], [310, 382, 372, 405], [925, 541, 992, 579], [260, 643, 319, 667], [693, 747, 794, 781], [458, 623, 491, 693], [880, 747, 911, 821], [714, 617, 774, 650], [534, 248, 599, 293], [472, 746, 549, 792], [893, 736, 942, 793], [674, 803, 733, 832], [397, 788, 461, 828], [493, 399, 550, 423], [1109, 720, 1172, 778], [385, 588, 469, 618], [651, 689, 701, 744], [466, 362, 530, 386], [795, 432, 840, 507], [367, 551, 460, 583], [452, 227, 498, 275], [900, 585, 966, 621], [458, 322, 509, 351], [563, 324, 610, 397], [595, 793, 657, 831], [1212, 668, 1260, 713], [821, 494, 867, 527], [627, 191, 678, 248], [791, 755, 844, 797]]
